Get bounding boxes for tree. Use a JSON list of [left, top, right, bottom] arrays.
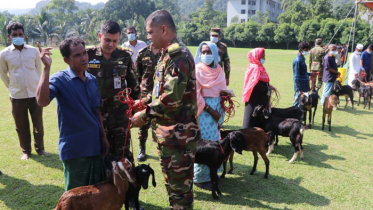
[[243, 20, 260, 48], [334, 2, 354, 20], [224, 24, 237, 47], [46, 0, 78, 24], [250, 11, 270, 25], [274, 23, 296, 49], [257, 22, 276, 48], [318, 18, 339, 44], [0, 11, 14, 45], [102, 0, 155, 23], [33, 9, 60, 46], [230, 15, 239, 25], [297, 20, 321, 42]]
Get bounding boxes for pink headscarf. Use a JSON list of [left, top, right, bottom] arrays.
[[242, 48, 270, 103], [196, 62, 227, 116]]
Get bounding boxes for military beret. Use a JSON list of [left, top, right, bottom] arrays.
[[210, 28, 221, 35], [315, 38, 323, 43]]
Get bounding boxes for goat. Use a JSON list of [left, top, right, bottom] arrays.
[[355, 80, 372, 109], [299, 90, 320, 127], [270, 106, 302, 145], [322, 95, 339, 132], [125, 164, 156, 210], [55, 159, 135, 210], [253, 105, 305, 164], [332, 80, 354, 110], [219, 128, 270, 179], [195, 131, 247, 199]]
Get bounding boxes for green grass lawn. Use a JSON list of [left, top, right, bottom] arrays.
[[1, 46, 373, 210]]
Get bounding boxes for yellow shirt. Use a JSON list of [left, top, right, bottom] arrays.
[[0, 44, 42, 99]]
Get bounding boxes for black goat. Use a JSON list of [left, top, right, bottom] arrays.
[[270, 106, 302, 145], [253, 105, 305, 164], [354, 79, 372, 109], [195, 131, 247, 199], [125, 164, 156, 210], [332, 80, 354, 110], [299, 90, 319, 127]]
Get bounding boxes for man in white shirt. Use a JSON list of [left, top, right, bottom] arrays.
[[335, 46, 342, 68], [0, 22, 50, 160], [121, 26, 147, 66], [349, 44, 363, 87]]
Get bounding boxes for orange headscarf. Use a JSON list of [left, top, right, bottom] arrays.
[[242, 48, 270, 103]]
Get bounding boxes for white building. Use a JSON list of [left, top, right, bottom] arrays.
[[227, 0, 283, 26]]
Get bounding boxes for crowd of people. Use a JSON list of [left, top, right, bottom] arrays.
[[0, 8, 371, 210]]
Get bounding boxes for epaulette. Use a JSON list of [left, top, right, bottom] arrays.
[[138, 46, 149, 55], [86, 46, 97, 51], [167, 43, 181, 57], [220, 42, 227, 47], [118, 46, 133, 56]]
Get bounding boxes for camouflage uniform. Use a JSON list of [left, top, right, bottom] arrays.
[[134, 44, 160, 160], [140, 39, 201, 209], [216, 41, 231, 79], [87, 46, 139, 163], [309, 45, 328, 90]]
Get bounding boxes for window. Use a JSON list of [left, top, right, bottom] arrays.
[[241, 0, 246, 5], [248, 1, 251, 5], [241, 19, 246, 23], [252, 0, 256, 5], [241, 9, 246, 14]]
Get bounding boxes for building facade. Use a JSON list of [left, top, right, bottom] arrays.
[[227, 0, 283, 26]]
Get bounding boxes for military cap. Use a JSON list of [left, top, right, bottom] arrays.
[[210, 28, 221, 35], [315, 38, 323, 43]]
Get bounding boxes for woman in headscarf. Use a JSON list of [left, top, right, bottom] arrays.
[[193, 42, 228, 190], [242, 48, 275, 129]]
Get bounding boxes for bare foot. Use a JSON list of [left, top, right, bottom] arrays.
[[21, 153, 30, 160], [37, 151, 51, 156]]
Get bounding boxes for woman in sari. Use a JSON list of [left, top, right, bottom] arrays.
[[242, 48, 275, 129], [193, 42, 227, 190]]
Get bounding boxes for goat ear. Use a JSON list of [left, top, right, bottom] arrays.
[[150, 168, 156, 187], [113, 166, 127, 196]]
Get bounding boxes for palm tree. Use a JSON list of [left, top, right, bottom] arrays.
[[0, 16, 11, 45], [33, 9, 60, 46]]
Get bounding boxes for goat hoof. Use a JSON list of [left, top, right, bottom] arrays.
[[213, 196, 219, 200], [249, 171, 255, 175], [264, 175, 268, 179], [227, 171, 233, 174], [288, 160, 294, 164], [220, 175, 225, 179]]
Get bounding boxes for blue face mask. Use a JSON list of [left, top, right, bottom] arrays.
[[201, 55, 214, 65], [330, 51, 337, 55], [260, 59, 265, 64], [127, 33, 136, 41], [12, 37, 24, 46], [368, 50, 372, 54]]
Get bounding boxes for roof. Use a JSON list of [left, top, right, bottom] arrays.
[[359, 1, 373, 11]]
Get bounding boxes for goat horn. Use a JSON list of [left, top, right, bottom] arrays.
[[118, 162, 135, 183]]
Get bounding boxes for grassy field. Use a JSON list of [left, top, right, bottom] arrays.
[[0, 46, 372, 210]]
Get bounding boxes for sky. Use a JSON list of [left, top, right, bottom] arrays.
[[0, 0, 108, 9]]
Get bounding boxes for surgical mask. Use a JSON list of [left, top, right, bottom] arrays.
[[330, 51, 337, 55], [368, 50, 372, 54], [12, 37, 24, 46], [356, 51, 362, 55], [302, 51, 309, 56], [260, 59, 265, 64], [201, 55, 214, 65], [210, 36, 218, 43], [127, 33, 136, 41]]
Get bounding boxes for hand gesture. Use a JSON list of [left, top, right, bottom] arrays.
[[130, 110, 146, 128], [37, 42, 53, 68]]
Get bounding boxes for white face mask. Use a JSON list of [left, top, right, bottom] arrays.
[[302, 51, 309, 56], [210, 36, 218, 43], [356, 51, 362, 55], [201, 55, 214, 65], [260, 59, 265, 64], [127, 33, 136, 41], [330, 51, 337, 55]]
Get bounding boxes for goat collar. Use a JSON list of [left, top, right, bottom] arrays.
[[220, 144, 225, 156]]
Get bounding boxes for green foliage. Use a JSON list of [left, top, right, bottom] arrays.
[[102, 0, 156, 23], [177, 0, 226, 16], [274, 23, 296, 49]]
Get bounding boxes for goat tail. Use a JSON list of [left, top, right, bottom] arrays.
[[300, 127, 305, 135]]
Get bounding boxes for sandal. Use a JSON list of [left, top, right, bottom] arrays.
[[194, 181, 212, 191]]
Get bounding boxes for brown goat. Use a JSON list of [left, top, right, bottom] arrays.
[[322, 95, 339, 132], [220, 127, 270, 179], [55, 159, 135, 210]]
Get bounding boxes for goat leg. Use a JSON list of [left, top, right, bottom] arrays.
[[312, 106, 317, 125], [210, 167, 219, 199], [275, 135, 279, 146], [250, 151, 258, 175], [344, 96, 348, 109], [322, 113, 325, 130], [328, 114, 332, 132], [221, 159, 227, 179], [308, 109, 312, 128], [228, 151, 234, 174], [124, 196, 130, 210], [258, 147, 269, 179], [299, 144, 304, 160], [289, 151, 299, 164]]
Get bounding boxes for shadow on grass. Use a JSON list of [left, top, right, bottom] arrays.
[[269, 142, 345, 170], [139, 202, 168, 210], [145, 154, 159, 161], [31, 153, 63, 171], [221, 124, 242, 130], [311, 123, 373, 139], [0, 174, 64, 210], [194, 173, 330, 209]]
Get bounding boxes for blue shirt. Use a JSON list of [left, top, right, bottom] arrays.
[[360, 50, 371, 72], [49, 68, 102, 160], [323, 53, 338, 82], [293, 54, 310, 92]]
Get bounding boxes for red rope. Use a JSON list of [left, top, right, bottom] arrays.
[[117, 88, 147, 161], [220, 144, 225, 156], [219, 96, 239, 124]]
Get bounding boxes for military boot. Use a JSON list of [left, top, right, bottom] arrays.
[[137, 141, 146, 162]]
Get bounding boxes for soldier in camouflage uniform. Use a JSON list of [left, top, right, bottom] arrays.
[[309, 38, 328, 91], [87, 20, 139, 163], [134, 43, 160, 162], [132, 10, 201, 210], [209, 28, 230, 86]]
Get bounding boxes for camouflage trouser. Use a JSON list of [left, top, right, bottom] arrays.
[[105, 123, 134, 163], [157, 142, 197, 210], [138, 120, 151, 143], [310, 70, 323, 91]]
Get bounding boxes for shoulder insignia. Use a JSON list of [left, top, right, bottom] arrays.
[[168, 43, 181, 57], [220, 42, 227, 47], [118, 46, 133, 56]]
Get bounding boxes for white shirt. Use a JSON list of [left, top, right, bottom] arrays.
[[335, 52, 342, 66], [121, 40, 147, 66], [349, 52, 361, 86], [0, 44, 42, 99]]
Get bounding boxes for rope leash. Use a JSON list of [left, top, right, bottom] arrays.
[[219, 95, 240, 124], [117, 88, 147, 161]]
